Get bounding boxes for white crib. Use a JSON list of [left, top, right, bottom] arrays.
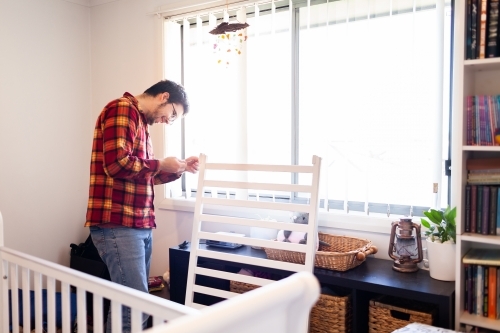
[[0, 211, 320, 333]]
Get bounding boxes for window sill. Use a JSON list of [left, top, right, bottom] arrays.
[[157, 198, 397, 235]]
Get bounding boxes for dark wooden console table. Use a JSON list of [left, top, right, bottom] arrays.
[[169, 243, 455, 333]]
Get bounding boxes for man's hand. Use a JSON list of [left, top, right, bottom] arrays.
[[184, 156, 199, 174], [159, 156, 199, 174], [159, 157, 187, 173]]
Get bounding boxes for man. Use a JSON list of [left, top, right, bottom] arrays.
[[85, 80, 198, 332]]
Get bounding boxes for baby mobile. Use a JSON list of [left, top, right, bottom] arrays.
[[209, 6, 249, 67]]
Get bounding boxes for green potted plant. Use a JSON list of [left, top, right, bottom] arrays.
[[420, 206, 456, 281]]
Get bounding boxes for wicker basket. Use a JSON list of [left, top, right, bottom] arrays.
[[230, 281, 351, 333], [368, 295, 436, 333], [262, 232, 378, 272]]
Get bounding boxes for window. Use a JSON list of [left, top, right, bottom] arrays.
[[162, 0, 452, 219]]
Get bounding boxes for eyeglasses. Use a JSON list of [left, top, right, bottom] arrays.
[[169, 103, 178, 124]]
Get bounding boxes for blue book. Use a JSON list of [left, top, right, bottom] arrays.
[[477, 265, 484, 316]]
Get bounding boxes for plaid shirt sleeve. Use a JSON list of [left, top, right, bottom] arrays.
[[101, 99, 161, 179], [154, 171, 181, 185]]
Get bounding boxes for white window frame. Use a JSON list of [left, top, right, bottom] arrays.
[[152, 0, 452, 235]]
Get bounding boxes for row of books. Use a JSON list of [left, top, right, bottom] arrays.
[[465, 185, 500, 235], [466, 0, 500, 59], [463, 249, 500, 319], [465, 95, 500, 146]]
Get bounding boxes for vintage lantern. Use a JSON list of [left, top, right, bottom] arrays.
[[388, 217, 423, 272]]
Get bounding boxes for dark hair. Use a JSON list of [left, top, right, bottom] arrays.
[[143, 80, 190, 115]]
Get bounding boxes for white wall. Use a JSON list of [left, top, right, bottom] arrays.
[[0, 0, 91, 265]]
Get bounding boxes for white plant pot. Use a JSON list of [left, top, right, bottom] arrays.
[[425, 239, 456, 281]]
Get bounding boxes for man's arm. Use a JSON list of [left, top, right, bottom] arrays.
[[101, 102, 161, 179]]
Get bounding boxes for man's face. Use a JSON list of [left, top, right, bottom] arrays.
[[144, 93, 183, 126]]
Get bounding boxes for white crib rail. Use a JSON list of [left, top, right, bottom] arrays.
[[0, 210, 198, 333], [145, 271, 320, 333]]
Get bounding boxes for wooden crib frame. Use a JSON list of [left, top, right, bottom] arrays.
[[0, 209, 319, 333]]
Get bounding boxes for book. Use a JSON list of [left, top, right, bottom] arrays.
[[479, 0, 489, 59], [468, 0, 474, 59], [477, 185, 483, 233], [497, 267, 500, 318], [488, 0, 500, 57], [472, 0, 479, 58], [463, 248, 500, 265], [465, 265, 469, 312], [466, 185, 472, 232], [484, 266, 489, 317], [469, 264, 474, 313], [482, 185, 490, 235], [490, 186, 498, 235], [471, 185, 478, 233], [497, 186, 500, 235], [488, 265, 497, 319], [477, 265, 484, 315], [467, 96, 474, 144]]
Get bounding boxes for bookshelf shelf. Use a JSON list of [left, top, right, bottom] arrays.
[[459, 312, 500, 331], [452, 0, 500, 330], [463, 146, 500, 152], [464, 57, 500, 71], [461, 233, 500, 245]]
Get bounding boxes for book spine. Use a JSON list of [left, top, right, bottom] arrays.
[[477, 185, 483, 233], [479, 0, 489, 59], [471, 185, 478, 233], [482, 185, 490, 235], [465, 264, 470, 312], [497, 267, 500, 318], [490, 186, 498, 235], [480, 96, 487, 145], [488, 266, 497, 319], [497, 186, 500, 234], [469, 264, 474, 313], [488, 0, 500, 57], [477, 265, 484, 316], [468, 0, 474, 59], [472, 0, 479, 58], [484, 267, 489, 317], [468, 96, 474, 145], [476, 96, 481, 144], [466, 185, 472, 232], [473, 265, 478, 313]]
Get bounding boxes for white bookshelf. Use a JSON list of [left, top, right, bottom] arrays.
[[451, 0, 500, 331]]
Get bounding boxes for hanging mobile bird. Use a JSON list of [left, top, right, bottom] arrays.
[[210, 20, 249, 67]]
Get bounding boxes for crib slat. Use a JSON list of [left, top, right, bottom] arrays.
[[61, 282, 71, 333], [111, 300, 122, 333], [1, 260, 9, 333], [10, 264, 19, 333], [46, 277, 56, 333], [93, 294, 104, 333], [22, 267, 30, 332], [34, 272, 43, 333], [131, 308, 142, 333], [77, 287, 86, 333]]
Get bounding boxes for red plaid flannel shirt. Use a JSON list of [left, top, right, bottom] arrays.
[[85, 93, 180, 228]]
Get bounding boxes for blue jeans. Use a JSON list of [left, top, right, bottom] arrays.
[[89, 226, 152, 333]]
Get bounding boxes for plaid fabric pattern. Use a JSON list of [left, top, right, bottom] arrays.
[[85, 92, 180, 228]]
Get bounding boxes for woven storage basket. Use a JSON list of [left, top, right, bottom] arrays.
[[263, 232, 377, 272], [230, 281, 351, 333], [368, 295, 436, 333]]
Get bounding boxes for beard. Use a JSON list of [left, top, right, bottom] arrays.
[[145, 103, 168, 125]]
